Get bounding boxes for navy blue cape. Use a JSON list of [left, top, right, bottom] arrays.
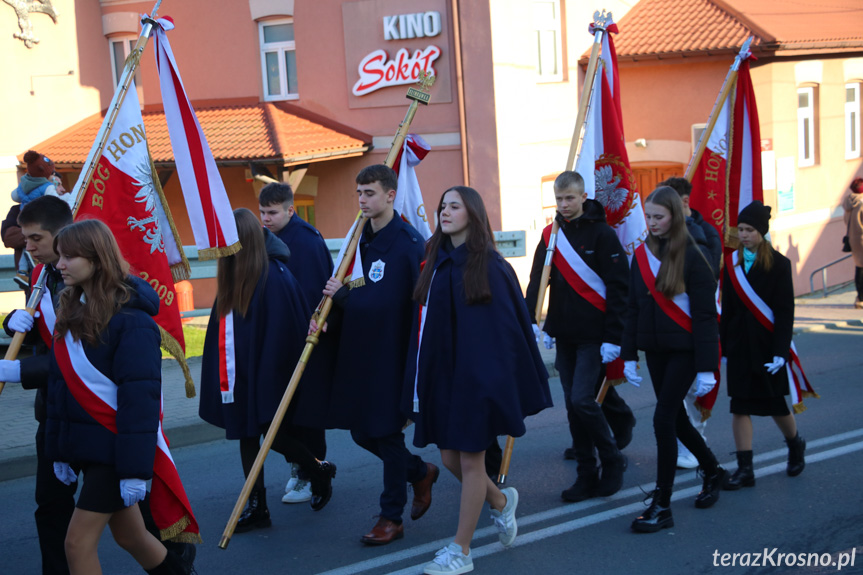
[[275, 214, 333, 311]]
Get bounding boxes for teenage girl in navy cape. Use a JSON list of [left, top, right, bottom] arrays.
[[719, 200, 806, 490], [199, 209, 336, 533], [44, 219, 198, 575], [405, 186, 552, 575], [621, 186, 726, 533]]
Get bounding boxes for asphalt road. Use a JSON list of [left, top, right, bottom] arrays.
[[1, 325, 862, 575]]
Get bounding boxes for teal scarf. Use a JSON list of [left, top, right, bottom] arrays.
[[743, 247, 756, 273]]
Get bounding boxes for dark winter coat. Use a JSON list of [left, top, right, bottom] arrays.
[[44, 276, 162, 480], [621, 239, 719, 372], [199, 231, 311, 439], [720, 248, 793, 399], [274, 214, 334, 311], [524, 200, 629, 345], [689, 208, 722, 278], [404, 240, 552, 451], [293, 212, 424, 438]]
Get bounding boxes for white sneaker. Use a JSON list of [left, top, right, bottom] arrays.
[[423, 543, 473, 575], [284, 463, 299, 494], [677, 439, 699, 469], [281, 479, 312, 503], [489, 486, 518, 547]]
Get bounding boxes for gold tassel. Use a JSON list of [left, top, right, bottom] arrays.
[[170, 262, 190, 283], [148, 157, 192, 281], [697, 403, 713, 423], [348, 277, 365, 289], [159, 514, 203, 544], [801, 390, 820, 400], [792, 402, 807, 415], [198, 242, 242, 261], [159, 325, 196, 398], [607, 377, 626, 387]]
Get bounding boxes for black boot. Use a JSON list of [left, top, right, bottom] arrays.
[[596, 453, 628, 497], [631, 487, 673, 533], [786, 433, 806, 477], [310, 460, 337, 511], [694, 464, 726, 509], [561, 470, 599, 502], [145, 549, 188, 575], [723, 451, 755, 490], [235, 487, 271, 533]]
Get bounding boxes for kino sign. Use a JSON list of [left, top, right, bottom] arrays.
[[353, 11, 442, 97]]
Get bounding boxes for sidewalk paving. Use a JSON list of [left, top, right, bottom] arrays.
[[2, 285, 861, 482]]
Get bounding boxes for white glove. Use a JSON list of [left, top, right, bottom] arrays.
[[53, 462, 76, 485], [764, 356, 786, 375], [542, 333, 555, 350], [8, 310, 37, 333], [120, 478, 148, 507], [695, 372, 716, 397], [532, 324, 541, 342], [623, 360, 642, 386], [0, 360, 21, 383], [600, 343, 621, 364]]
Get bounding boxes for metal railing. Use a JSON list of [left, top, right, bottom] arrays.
[[809, 254, 853, 298]]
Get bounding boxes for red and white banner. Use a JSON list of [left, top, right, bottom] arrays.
[[54, 332, 201, 543], [153, 17, 240, 260], [218, 311, 236, 404], [576, 22, 647, 258], [31, 264, 55, 348], [689, 92, 731, 240], [392, 134, 432, 240]]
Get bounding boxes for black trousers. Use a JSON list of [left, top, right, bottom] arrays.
[[856, 266, 863, 300], [645, 351, 717, 490], [34, 425, 77, 575]]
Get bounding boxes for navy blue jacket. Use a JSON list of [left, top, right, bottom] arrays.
[[294, 212, 424, 438], [44, 276, 162, 480], [274, 215, 333, 312], [404, 241, 552, 451], [199, 231, 311, 439]]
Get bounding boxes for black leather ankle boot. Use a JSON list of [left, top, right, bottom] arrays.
[[631, 487, 673, 533], [786, 434, 806, 477], [695, 464, 726, 509], [723, 450, 755, 490], [236, 487, 271, 533], [310, 460, 337, 511]]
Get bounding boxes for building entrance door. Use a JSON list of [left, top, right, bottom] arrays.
[[632, 162, 685, 195]]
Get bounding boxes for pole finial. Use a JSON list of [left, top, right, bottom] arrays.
[[593, 9, 613, 30]]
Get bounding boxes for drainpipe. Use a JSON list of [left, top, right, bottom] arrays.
[[451, 0, 469, 186]]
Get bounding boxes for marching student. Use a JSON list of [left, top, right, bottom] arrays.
[[524, 171, 630, 503], [407, 186, 552, 574], [0, 196, 75, 575], [258, 182, 333, 504], [200, 209, 337, 531], [302, 164, 437, 546], [720, 201, 806, 489], [43, 219, 199, 574], [621, 186, 726, 533]]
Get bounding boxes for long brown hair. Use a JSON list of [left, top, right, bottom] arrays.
[[413, 186, 495, 305], [216, 208, 268, 318], [735, 232, 774, 272], [645, 186, 693, 298], [54, 219, 131, 345]]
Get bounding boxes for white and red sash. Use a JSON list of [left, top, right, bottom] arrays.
[[725, 251, 818, 413], [634, 244, 692, 331], [30, 264, 56, 348], [542, 224, 606, 312], [53, 332, 201, 543], [218, 311, 236, 404]]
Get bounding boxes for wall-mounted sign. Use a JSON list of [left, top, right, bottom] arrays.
[[383, 12, 442, 40], [353, 46, 441, 96]]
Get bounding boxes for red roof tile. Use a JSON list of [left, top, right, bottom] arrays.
[[25, 101, 372, 168]]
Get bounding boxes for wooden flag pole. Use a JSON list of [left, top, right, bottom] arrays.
[[218, 72, 436, 550], [497, 12, 611, 486], [0, 267, 49, 397], [684, 37, 752, 182]]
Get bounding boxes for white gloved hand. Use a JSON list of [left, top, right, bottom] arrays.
[[695, 372, 716, 397], [532, 324, 541, 342], [8, 310, 37, 333], [120, 478, 148, 507], [600, 343, 621, 364], [623, 360, 642, 386], [542, 333, 555, 350], [764, 356, 786, 375], [0, 359, 21, 383], [53, 462, 76, 485]]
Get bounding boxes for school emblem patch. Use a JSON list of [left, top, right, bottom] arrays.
[[369, 259, 385, 283]]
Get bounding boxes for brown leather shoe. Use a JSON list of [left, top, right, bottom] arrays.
[[410, 462, 439, 520], [360, 517, 404, 546]]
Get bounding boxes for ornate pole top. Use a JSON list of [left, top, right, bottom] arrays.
[[592, 9, 614, 31], [406, 70, 435, 105]]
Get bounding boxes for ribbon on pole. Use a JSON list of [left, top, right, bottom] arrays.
[[392, 134, 433, 240]]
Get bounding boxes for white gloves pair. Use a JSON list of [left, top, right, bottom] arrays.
[[622, 362, 715, 396], [53, 462, 76, 485], [8, 309, 38, 333], [0, 359, 21, 383], [764, 356, 786, 375], [53, 466, 146, 507], [532, 324, 554, 350]]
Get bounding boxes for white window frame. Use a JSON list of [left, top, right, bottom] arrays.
[[109, 36, 139, 87], [534, 0, 563, 83], [797, 86, 816, 167], [846, 83, 861, 160], [259, 18, 299, 102]]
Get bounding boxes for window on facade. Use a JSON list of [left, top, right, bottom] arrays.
[[534, 0, 563, 82], [110, 36, 141, 87], [846, 83, 861, 160], [260, 19, 298, 101], [797, 87, 817, 167]]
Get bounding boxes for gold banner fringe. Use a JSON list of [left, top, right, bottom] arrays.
[[607, 377, 626, 387], [159, 513, 203, 544], [197, 242, 242, 261], [348, 277, 366, 289], [696, 403, 713, 423], [170, 262, 190, 283], [792, 402, 807, 415], [802, 390, 820, 400], [149, 157, 192, 281], [160, 325, 196, 398]]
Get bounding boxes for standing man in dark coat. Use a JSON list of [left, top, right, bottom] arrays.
[[258, 181, 334, 504], [305, 164, 437, 546], [524, 171, 631, 503]]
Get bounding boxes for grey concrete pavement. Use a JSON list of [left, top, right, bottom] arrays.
[[1, 283, 861, 482]]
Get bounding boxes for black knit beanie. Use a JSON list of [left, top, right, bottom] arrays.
[[737, 200, 771, 237]]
